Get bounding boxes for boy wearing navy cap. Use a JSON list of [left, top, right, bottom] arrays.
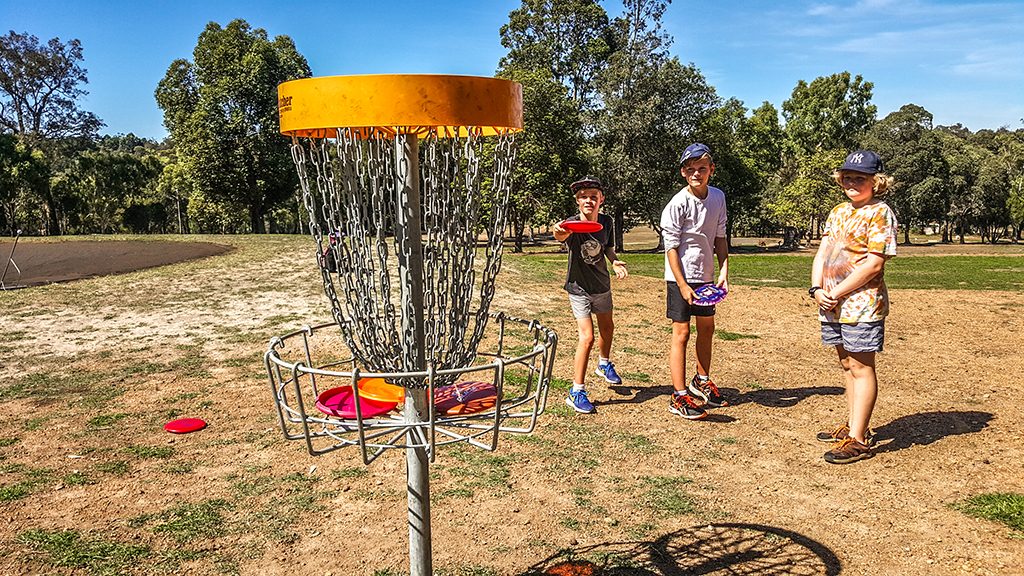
[[553, 176, 628, 414], [660, 143, 730, 420], [810, 149, 897, 463]]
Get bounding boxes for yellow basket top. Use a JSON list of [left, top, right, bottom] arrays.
[[278, 74, 523, 138]]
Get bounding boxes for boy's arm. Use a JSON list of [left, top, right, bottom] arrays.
[[828, 253, 887, 300], [666, 247, 696, 303], [810, 236, 837, 310], [713, 236, 729, 290], [552, 221, 571, 243], [604, 245, 627, 279]]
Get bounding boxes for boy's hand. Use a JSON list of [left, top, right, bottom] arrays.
[[679, 284, 698, 304], [552, 222, 569, 235], [716, 275, 729, 293], [612, 260, 628, 279], [815, 290, 838, 311]]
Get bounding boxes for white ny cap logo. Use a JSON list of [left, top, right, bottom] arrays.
[[851, 153, 864, 163]]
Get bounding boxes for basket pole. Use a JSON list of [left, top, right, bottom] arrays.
[[395, 133, 432, 576]]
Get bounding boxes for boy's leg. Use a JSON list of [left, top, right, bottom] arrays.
[[693, 314, 715, 377], [838, 348, 877, 444], [595, 311, 614, 360], [573, 316, 596, 386], [593, 309, 622, 384], [669, 320, 691, 393], [688, 314, 727, 407]]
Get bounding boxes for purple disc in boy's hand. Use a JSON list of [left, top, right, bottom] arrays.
[[692, 284, 727, 306]]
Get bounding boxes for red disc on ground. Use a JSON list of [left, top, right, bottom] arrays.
[[316, 386, 397, 419], [561, 219, 603, 233], [164, 418, 207, 434]]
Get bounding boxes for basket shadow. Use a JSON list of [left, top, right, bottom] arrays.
[[728, 386, 844, 408], [872, 410, 993, 454], [519, 522, 840, 576]]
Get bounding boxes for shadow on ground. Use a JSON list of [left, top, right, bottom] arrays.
[[729, 386, 844, 408], [520, 522, 840, 575], [873, 410, 993, 454]]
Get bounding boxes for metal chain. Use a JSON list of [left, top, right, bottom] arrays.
[[291, 127, 517, 388]]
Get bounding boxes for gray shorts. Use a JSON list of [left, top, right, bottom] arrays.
[[568, 290, 613, 319], [821, 321, 885, 352]]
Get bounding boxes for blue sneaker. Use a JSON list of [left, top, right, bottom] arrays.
[[595, 361, 622, 385], [566, 388, 596, 414]]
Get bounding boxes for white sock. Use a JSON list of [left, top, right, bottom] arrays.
[[572, 383, 585, 392], [599, 357, 610, 365], [696, 374, 709, 382]]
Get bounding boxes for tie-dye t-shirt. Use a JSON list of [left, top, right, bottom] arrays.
[[819, 200, 898, 324]]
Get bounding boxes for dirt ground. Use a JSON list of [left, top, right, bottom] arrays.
[[1, 234, 1022, 576]]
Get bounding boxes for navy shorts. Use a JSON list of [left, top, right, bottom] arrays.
[[821, 321, 885, 352], [666, 281, 715, 322]]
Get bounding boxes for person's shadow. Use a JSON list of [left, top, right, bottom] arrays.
[[872, 411, 993, 453], [728, 385, 844, 408], [595, 384, 738, 422]]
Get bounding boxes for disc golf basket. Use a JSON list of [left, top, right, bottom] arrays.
[[264, 74, 558, 576]]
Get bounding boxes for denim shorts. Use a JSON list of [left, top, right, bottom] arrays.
[[821, 320, 885, 352], [666, 281, 716, 322], [568, 290, 613, 319]]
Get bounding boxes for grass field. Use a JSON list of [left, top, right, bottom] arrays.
[[1, 234, 1023, 576], [510, 251, 1024, 291]]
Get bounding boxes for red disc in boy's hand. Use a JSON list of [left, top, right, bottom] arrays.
[[560, 219, 603, 233]]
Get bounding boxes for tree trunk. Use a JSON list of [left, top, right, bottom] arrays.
[[614, 206, 625, 252], [903, 220, 911, 245], [249, 204, 265, 234]]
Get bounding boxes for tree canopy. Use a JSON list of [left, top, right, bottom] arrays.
[[155, 19, 310, 233]]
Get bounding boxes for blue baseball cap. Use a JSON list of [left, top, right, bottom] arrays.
[[679, 142, 713, 166], [840, 150, 884, 174]]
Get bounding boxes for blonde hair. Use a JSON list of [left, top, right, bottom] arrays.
[[833, 170, 894, 197]]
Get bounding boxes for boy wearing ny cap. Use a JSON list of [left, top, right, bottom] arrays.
[[553, 176, 628, 414], [811, 150, 897, 464], [661, 143, 730, 421]]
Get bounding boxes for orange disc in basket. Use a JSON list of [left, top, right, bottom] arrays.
[[357, 377, 405, 403], [434, 381, 497, 415]]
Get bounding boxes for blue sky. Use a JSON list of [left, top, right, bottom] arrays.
[[2, 0, 1022, 140]]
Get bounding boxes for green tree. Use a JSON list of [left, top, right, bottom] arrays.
[[766, 148, 846, 246], [860, 104, 948, 244], [594, 0, 718, 249], [782, 72, 876, 157], [155, 19, 310, 233], [0, 31, 104, 234], [776, 72, 876, 244], [499, 0, 612, 106], [1007, 174, 1024, 242], [0, 133, 49, 235], [497, 68, 585, 252]]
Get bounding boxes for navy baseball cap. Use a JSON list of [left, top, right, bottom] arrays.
[[840, 150, 884, 174], [570, 176, 603, 194], [680, 142, 713, 166]]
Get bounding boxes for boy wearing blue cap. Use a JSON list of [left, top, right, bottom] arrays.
[[660, 143, 730, 420], [811, 150, 897, 464]]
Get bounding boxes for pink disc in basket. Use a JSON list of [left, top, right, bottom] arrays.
[[434, 381, 498, 415], [316, 386, 397, 419], [164, 418, 207, 434]]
